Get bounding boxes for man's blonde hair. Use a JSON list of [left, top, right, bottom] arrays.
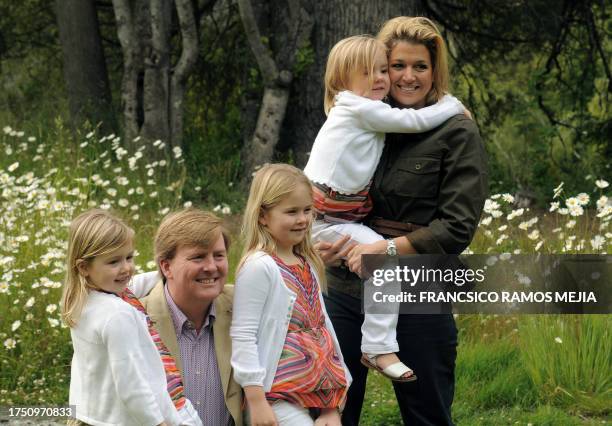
[[324, 35, 388, 115], [154, 208, 230, 277], [378, 16, 449, 106], [239, 163, 326, 289], [61, 209, 134, 327]]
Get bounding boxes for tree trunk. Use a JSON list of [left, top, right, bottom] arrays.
[[112, 0, 144, 143], [282, 0, 423, 167], [171, 0, 199, 148], [243, 84, 292, 174], [238, 0, 313, 181], [112, 0, 201, 148], [55, 0, 114, 133], [140, 0, 172, 144]]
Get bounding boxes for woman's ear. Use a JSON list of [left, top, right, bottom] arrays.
[[76, 259, 89, 278]]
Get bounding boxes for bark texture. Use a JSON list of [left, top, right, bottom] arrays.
[[112, 0, 200, 148], [238, 0, 313, 181], [55, 0, 114, 132]]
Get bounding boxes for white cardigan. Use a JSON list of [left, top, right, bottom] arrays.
[[304, 91, 463, 194], [230, 252, 352, 391], [69, 290, 201, 426]]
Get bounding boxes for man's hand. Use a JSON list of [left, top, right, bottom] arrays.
[[314, 235, 356, 267]]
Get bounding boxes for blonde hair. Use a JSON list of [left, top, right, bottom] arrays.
[[155, 208, 230, 277], [61, 209, 134, 327], [377, 16, 449, 106], [239, 163, 326, 289], [324, 35, 388, 115]]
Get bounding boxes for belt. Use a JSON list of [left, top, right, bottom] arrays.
[[314, 213, 352, 224], [368, 217, 423, 237]]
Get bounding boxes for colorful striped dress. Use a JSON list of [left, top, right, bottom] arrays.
[[312, 181, 373, 223], [266, 255, 348, 408]]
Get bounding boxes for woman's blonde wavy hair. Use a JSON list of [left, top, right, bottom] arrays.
[[239, 163, 326, 290], [378, 16, 450, 106], [324, 35, 388, 115], [61, 209, 134, 327]]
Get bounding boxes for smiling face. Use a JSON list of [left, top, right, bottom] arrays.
[[161, 235, 228, 305], [259, 183, 313, 258], [348, 48, 390, 101], [388, 41, 433, 109], [79, 241, 135, 294]]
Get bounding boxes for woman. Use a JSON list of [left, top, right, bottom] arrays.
[[320, 17, 488, 425]]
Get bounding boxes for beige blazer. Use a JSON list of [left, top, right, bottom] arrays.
[[141, 281, 243, 426]]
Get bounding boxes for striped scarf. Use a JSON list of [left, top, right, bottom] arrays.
[[120, 287, 186, 410]]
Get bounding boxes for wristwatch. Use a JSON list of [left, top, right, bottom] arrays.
[[386, 239, 398, 256]]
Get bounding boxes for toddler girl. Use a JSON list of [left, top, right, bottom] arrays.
[[230, 164, 351, 426], [304, 35, 465, 382], [61, 209, 200, 426]]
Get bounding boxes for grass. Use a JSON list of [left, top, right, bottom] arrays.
[[359, 315, 611, 425], [0, 123, 610, 424]]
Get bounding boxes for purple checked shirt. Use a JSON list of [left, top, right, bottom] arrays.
[[164, 284, 233, 426]]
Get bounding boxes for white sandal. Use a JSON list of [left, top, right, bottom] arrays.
[[360, 353, 417, 382]]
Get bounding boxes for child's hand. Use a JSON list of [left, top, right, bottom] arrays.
[[248, 399, 278, 426], [244, 385, 278, 426], [314, 408, 341, 426], [463, 107, 473, 120]]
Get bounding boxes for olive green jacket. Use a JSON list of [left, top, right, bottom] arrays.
[[327, 114, 488, 295], [370, 114, 488, 254]]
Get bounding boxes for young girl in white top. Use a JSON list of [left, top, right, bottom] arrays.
[[304, 35, 465, 382], [230, 164, 351, 426], [61, 209, 201, 426]]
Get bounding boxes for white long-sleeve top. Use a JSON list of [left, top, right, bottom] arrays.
[[304, 91, 464, 194], [69, 290, 201, 426], [230, 252, 352, 391]]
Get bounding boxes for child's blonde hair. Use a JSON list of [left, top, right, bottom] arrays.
[[239, 163, 326, 289], [324, 35, 388, 115], [61, 209, 134, 327]]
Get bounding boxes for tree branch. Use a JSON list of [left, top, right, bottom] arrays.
[[237, 0, 278, 85], [174, 0, 199, 84]]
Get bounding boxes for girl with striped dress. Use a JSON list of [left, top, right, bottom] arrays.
[[230, 164, 351, 425]]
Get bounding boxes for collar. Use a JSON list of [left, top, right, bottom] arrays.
[[164, 283, 216, 335]]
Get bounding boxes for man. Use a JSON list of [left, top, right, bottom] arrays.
[[132, 208, 242, 425]]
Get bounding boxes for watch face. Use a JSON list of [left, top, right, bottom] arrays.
[[386, 240, 397, 256]]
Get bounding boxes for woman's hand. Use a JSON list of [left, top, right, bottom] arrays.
[[244, 386, 278, 426], [462, 107, 473, 120], [346, 240, 387, 278], [314, 235, 356, 267], [314, 408, 342, 426]]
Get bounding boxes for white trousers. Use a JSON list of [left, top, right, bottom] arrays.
[[312, 221, 400, 354], [246, 401, 314, 425]]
